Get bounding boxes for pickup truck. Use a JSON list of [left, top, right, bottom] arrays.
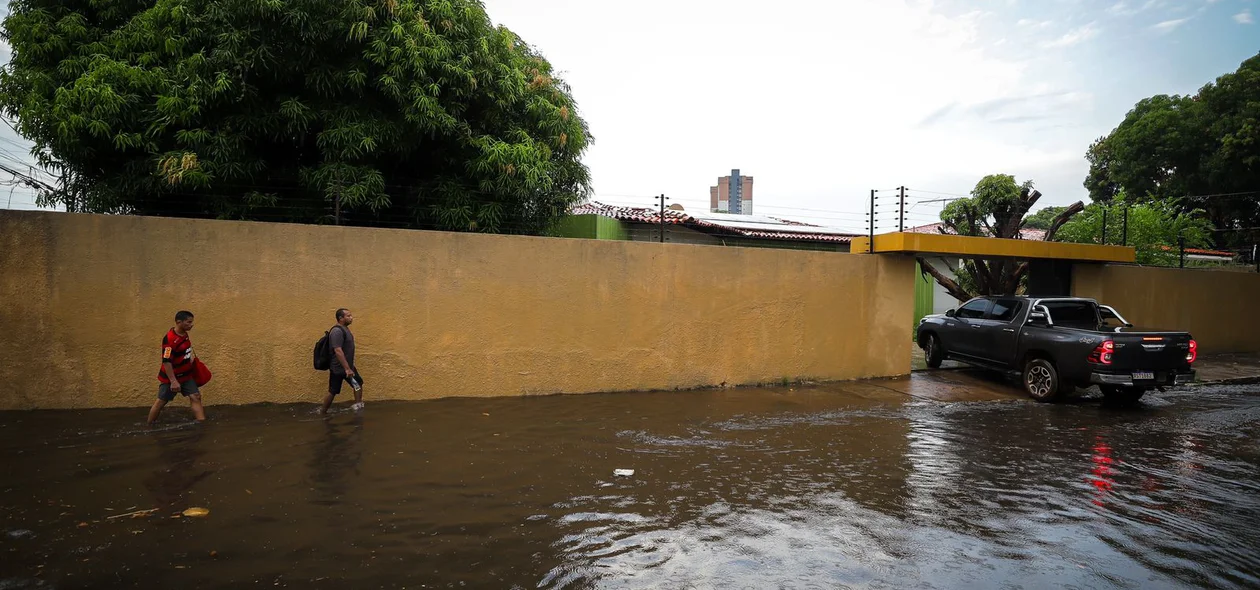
[[916, 296, 1196, 403]]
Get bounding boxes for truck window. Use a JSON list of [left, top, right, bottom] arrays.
[[990, 299, 1023, 322], [956, 299, 991, 319], [1041, 301, 1100, 328]]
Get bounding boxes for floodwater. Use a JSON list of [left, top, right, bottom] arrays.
[[2, 380, 1260, 589]]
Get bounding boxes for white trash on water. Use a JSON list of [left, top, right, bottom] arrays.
[[613, 469, 635, 477]]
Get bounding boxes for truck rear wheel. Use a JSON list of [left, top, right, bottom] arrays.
[[923, 334, 944, 369], [1100, 385, 1146, 406], [1023, 358, 1068, 403]]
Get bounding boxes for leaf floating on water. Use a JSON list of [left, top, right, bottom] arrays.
[[182, 507, 210, 518]]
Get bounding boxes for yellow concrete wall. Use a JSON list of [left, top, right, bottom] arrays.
[[1073, 264, 1260, 354], [0, 210, 914, 410]]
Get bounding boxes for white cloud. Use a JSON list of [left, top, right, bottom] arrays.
[[1107, 1, 1137, 16], [1235, 10, 1254, 25], [1016, 18, 1053, 28], [476, 0, 1110, 215], [1041, 23, 1100, 48], [1151, 17, 1190, 33]]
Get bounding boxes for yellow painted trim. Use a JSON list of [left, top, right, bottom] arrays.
[[850, 232, 1135, 263]]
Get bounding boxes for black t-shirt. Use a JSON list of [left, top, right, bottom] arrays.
[[329, 325, 355, 372]]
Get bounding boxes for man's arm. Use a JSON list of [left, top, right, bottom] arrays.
[[162, 360, 180, 390], [162, 343, 181, 392], [334, 347, 354, 377], [329, 327, 354, 377]]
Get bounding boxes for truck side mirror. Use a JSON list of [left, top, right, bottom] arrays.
[[945, 309, 956, 318]]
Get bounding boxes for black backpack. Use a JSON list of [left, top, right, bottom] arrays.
[[312, 326, 343, 371]]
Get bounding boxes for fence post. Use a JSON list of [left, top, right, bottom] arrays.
[[898, 186, 906, 232], [1122, 206, 1128, 246], [868, 189, 876, 253], [1101, 207, 1108, 245], [1254, 244, 1258, 273], [1179, 234, 1186, 268], [655, 194, 668, 243]]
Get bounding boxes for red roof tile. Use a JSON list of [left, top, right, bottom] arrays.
[[1158, 245, 1235, 258], [572, 202, 861, 243], [905, 221, 1046, 240]]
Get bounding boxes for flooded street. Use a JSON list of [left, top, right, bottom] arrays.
[[3, 380, 1260, 589]]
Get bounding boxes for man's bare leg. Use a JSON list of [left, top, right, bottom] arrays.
[[320, 393, 335, 415], [189, 394, 206, 422], [147, 399, 168, 425]]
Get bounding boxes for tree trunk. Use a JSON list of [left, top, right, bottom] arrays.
[[916, 257, 973, 302]]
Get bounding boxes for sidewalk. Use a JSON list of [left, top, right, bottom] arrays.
[[910, 347, 1260, 386], [1192, 353, 1260, 385]]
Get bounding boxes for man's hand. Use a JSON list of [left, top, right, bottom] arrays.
[[345, 368, 356, 378], [170, 381, 182, 393]]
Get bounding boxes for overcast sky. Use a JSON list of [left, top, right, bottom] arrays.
[[3, 0, 1257, 230]]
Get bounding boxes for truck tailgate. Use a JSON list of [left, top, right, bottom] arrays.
[[1108, 332, 1193, 371]]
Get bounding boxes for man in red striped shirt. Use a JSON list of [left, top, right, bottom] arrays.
[[147, 310, 206, 424]]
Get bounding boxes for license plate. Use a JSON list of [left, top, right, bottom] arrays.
[[1132, 371, 1155, 380]]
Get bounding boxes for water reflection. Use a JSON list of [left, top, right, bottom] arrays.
[[142, 425, 214, 508], [1091, 435, 1116, 507], [1, 386, 1259, 589], [309, 414, 364, 505]]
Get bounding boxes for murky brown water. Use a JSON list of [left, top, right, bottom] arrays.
[[2, 382, 1260, 589]]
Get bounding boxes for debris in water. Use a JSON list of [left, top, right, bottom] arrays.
[[182, 507, 210, 518], [613, 469, 635, 477], [106, 508, 159, 520], [6, 529, 34, 539], [77, 522, 88, 528]]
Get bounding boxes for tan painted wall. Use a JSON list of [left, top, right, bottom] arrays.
[[0, 210, 914, 410], [1073, 264, 1260, 354]]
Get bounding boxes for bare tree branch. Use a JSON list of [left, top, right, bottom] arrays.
[[917, 257, 973, 302], [1044, 201, 1086, 242]]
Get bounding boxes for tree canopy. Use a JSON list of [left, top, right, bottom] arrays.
[[1023, 206, 1067, 230], [918, 174, 1083, 301], [0, 0, 592, 234], [1056, 199, 1214, 266], [1084, 52, 1260, 246]]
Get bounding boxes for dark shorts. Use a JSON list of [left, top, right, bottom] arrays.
[[157, 379, 200, 402], [329, 369, 363, 396]]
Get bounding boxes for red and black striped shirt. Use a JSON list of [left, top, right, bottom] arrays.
[[157, 329, 195, 383]]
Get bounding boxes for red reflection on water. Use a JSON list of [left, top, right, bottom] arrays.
[[1090, 436, 1115, 507]]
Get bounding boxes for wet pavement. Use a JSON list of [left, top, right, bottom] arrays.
[[911, 347, 1260, 386], [3, 380, 1260, 589]]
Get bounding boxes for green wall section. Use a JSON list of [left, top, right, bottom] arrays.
[[554, 214, 629, 241], [913, 261, 935, 334], [595, 215, 628, 240]]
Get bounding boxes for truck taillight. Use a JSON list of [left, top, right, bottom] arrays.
[[1089, 340, 1114, 365], [1187, 339, 1197, 364]]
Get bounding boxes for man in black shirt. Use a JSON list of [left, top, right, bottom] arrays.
[[322, 308, 364, 414]]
